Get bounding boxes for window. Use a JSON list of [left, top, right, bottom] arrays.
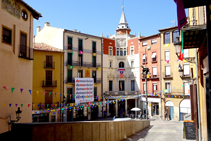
[[119, 62, 124, 68], [109, 46, 113, 55], [78, 70, 83, 78], [152, 67, 157, 78], [46, 55, 53, 68], [143, 41, 147, 46], [131, 80, 135, 91], [120, 48, 123, 56], [117, 48, 119, 56], [94, 87, 97, 98], [172, 30, 179, 43], [22, 10, 28, 21], [142, 54, 147, 63], [46, 70, 52, 86], [92, 56, 96, 67], [78, 54, 83, 66], [92, 41, 96, 53], [2, 26, 12, 45], [165, 65, 170, 77], [92, 71, 96, 83], [152, 39, 157, 44], [20, 32, 27, 57], [78, 39, 83, 51], [164, 32, 170, 44], [184, 82, 190, 95], [131, 61, 134, 68], [124, 50, 126, 56], [183, 49, 189, 58], [119, 81, 125, 91], [165, 51, 170, 61], [153, 83, 157, 93], [130, 47, 134, 55], [68, 53, 72, 65], [68, 37, 72, 50], [165, 82, 171, 93], [67, 88, 73, 103], [151, 52, 156, 62], [183, 64, 190, 76], [109, 81, 113, 91], [110, 61, 112, 68], [67, 69, 72, 82]]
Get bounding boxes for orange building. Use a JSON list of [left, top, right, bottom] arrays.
[[139, 34, 161, 118]]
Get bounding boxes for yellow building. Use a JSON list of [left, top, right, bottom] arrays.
[[33, 43, 63, 122], [159, 26, 196, 121], [0, 0, 41, 133]]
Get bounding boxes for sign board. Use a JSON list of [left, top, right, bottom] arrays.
[[183, 120, 196, 140], [85, 69, 90, 77], [147, 46, 151, 50], [75, 78, 94, 104], [184, 113, 191, 120]]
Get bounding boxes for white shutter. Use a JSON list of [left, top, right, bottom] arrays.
[[184, 64, 189, 75], [184, 49, 189, 58], [143, 41, 147, 46], [184, 83, 190, 95], [142, 54, 146, 59], [151, 52, 156, 58], [152, 39, 157, 44], [165, 66, 170, 75], [153, 84, 157, 90], [153, 67, 157, 75], [144, 83, 146, 91], [165, 51, 169, 60]]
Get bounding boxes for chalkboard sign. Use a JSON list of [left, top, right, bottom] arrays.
[[184, 120, 196, 140]]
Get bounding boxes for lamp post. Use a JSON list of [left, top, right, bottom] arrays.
[[178, 67, 184, 78], [9, 107, 22, 124], [174, 37, 182, 58]]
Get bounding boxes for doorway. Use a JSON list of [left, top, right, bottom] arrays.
[[165, 101, 174, 120]]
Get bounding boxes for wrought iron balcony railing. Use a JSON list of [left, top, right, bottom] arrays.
[[42, 80, 57, 87], [105, 91, 139, 95], [44, 61, 55, 69]]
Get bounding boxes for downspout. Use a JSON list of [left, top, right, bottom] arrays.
[[195, 48, 202, 141], [61, 30, 65, 122], [159, 33, 162, 119]]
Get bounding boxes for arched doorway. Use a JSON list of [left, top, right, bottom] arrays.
[[179, 99, 191, 121], [165, 101, 174, 120]]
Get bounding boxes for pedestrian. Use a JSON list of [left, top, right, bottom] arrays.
[[165, 110, 169, 121], [104, 111, 106, 118], [113, 116, 115, 121], [139, 111, 142, 119]]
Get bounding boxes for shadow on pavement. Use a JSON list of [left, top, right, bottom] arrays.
[[121, 125, 154, 141]]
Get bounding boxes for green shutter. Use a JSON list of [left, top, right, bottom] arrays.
[[68, 70, 72, 81], [68, 37, 72, 45], [94, 88, 97, 97], [92, 56, 96, 67], [68, 53, 72, 65]]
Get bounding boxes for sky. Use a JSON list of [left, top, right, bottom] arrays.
[[24, 0, 188, 37]]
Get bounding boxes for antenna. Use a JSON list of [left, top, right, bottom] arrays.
[[171, 20, 176, 26], [122, 0, 124, 11]]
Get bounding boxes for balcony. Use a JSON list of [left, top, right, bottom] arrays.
[[96, 63, 101, 68], [66, 60, 72, 66], [18, 45, 33, 60], [72, 61, 100, 68], [42, 80, 57, 87], [44, 61, 55, 69], [68, 44, 72, 50], [142, 59, 147, 64], [94, 78, 101, 83], [141, 74, 159, 80], [163, 72, 173, 79], [66, 77, 75, 83], [181, 74, 191, 79], [163, 89, 183, 95], [151, 58, 157, 63], [141, 90, 160, 95], [105, 91, 139, 96]]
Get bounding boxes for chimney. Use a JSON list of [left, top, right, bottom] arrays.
[[45, 22, 50, 27], [37, 26, 40, 34], [73, 29, 77, 32], [101, 32, 103, 37]]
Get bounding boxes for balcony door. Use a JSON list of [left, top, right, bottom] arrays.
[[92, 71, 96, 83], [20, 32, 27, 57], [46, 70, 52, 86], [46, 55, 53, 68], [45, 90, 53, 107]]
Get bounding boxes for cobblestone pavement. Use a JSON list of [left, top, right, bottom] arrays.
[[122, 119, 196, 141]]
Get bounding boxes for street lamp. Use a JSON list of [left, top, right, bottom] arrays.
[[178, 67, 184, 77], [174, 37, 182, 58], [9, 107, 22, 124]]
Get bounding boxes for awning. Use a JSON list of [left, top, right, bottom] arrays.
[[182, 0, 211, 8], [151, 52, 156, 58], [142, 54, 146, 59], [182, 25, 207, 49]]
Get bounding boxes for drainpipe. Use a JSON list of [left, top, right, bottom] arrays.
[[159, 34, 162, 119], [195, 49, 201, 141]]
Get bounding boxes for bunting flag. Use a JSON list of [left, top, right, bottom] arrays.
[[178, 63, 181, 68], [36, 91, 39, 95], [21, 104, 23, 107], [11, 87, 15, 93], [3, 86, 7, 90], [15, 104, 18, 107], [29, 90, 32, 94], [9, 104, 12, 107], [120, 71, 124, 78], [60, 93, 62, 97], [49, 92, 51, 97], [28, 104, 30, 107], [55, 93, 57, 97], [44, 91, 46, 96], [3, 103, 5, 107]]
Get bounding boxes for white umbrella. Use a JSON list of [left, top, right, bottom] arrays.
[[131, 107, 141, 111]]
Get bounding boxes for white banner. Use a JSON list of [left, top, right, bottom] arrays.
[[75, 78, 94, 104]]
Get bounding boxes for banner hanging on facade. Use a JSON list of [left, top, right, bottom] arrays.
[[75, 78, 94, 104]]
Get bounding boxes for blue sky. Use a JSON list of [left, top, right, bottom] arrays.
[[24, 0, 188, 37]]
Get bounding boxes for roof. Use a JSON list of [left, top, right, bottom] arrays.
[[158, 26, 178, 32], [34, 43, 63, 52], [18, 0, 42, 20], [64, 29, 102, 39], [116, 6, 130, 31], [119, 6, 127, 24], [139, 34, 160, 41]]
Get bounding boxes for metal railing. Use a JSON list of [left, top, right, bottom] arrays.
[[44, 61, 55, 69], [42, 80, 57, 87], [66, 60, 72, 66], [105, 91, 139, 95], [19, 45, 33, 60], [163, 72, 173, 78], [66, 77, 75, 83], [163, 89, 184, 94], [152, 58, 157, 62]]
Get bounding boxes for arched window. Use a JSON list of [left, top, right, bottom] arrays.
[[119, 62, 124, 68], [172, 30, 179, 43], [164, 32, 170, 44]]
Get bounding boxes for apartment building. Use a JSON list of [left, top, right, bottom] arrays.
[[139, 34, 161, 118], [0, 0, 41, 133]]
